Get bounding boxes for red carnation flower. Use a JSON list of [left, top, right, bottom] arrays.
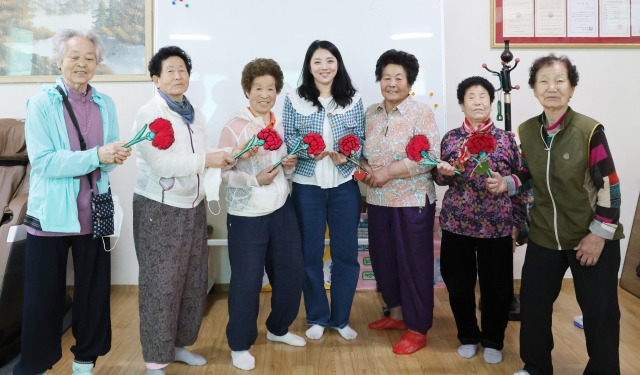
[[406, 135, 430, 161], [149, 118, 174, 150], [257, 128, 282, 151], [339, 134, 360, 157], [303, 132, 326, 155], [466, 133, 496, 155]]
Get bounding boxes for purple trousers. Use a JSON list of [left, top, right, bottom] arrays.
[[367, 201, 435, 334]]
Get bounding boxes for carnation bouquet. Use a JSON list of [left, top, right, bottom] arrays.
[[273, 132, 325, 168], [466, 133, 497, 177], [338, 134, 368, 181], [125, 118, 175, 150]]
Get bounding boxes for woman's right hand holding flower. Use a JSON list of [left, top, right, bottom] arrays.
[[232, 137, 259, 159], [98, 141, 131, 165], [206, 151, 235, 169], [436, 159, 456, 176]]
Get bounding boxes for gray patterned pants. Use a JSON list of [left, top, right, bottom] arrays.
[[133, 194, 208, 364]]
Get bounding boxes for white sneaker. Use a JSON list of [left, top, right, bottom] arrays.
[[514, 370, 530, 375]]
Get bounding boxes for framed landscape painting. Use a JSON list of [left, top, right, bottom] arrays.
[[0, 0, 153, 83]]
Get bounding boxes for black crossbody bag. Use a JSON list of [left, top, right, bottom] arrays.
[[56, 85, 114, 239]]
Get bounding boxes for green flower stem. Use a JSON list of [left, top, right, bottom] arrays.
[[419, 150, 460, 174], [347, 156, 369, 175], [233, 135, 264, 159], [274, 139, 308, 168], [124, 123, 156, 148], [472, 154, 492, 177]]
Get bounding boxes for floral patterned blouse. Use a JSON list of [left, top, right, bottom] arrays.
[[363, 96, 440, 207], [432, 123, 526, 238]]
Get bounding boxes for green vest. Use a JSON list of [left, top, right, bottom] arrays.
[[518, 108, 624, 250]]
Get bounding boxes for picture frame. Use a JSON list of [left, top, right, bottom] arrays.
[[0, 0, 153, 83], [491, 0, 640, 48]]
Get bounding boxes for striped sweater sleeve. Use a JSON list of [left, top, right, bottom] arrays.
[[587, 126, 620, 239]]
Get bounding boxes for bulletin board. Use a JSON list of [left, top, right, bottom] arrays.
[[491, 0, 640, 48], [154, 0, 447, 146]]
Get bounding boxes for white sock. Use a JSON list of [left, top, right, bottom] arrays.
[[174, 347, 206, 366], [335, 325, 358, 340], [483, 347, 503, 364], [305, 325, 325, 340], [146, 370, 165, 375], [513, 371, 530, 375], [457, 344, 479, 358], [231, 350, 255, 371], [266, 331, 306, 346]]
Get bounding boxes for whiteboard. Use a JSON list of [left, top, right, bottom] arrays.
[[154, 0, 446, 146]]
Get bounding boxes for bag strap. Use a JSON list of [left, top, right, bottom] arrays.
[[56, 85, 95, 191]]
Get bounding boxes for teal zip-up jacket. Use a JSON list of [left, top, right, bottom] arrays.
[[24, 77, 119, 233]]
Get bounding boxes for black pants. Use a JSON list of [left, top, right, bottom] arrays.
[[440, 230, 513, 350], [14, 234, 111, 375], [520, 240, 620, 375]]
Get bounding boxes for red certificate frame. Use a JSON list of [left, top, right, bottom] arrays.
[[491, 0, 640, 48]]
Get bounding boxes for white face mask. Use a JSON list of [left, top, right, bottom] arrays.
[[204, 167, 222, 215]]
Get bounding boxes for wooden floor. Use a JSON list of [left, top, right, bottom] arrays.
[[47, 281, 639, 374]]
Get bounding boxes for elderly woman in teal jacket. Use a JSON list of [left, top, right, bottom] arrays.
[[16, 29, 130, 375]]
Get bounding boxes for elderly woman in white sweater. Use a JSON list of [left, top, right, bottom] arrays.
[[218, 58, 305, 371], [132, 46, 252, 375]]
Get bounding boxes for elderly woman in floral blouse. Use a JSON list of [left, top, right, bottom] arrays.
[[361, 49, 440, 355], [433, 76, 526, 364]]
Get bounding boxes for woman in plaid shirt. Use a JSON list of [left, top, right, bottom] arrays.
[[283, 40, 365, 342]]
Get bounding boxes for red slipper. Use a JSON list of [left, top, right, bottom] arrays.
[[368, 316, 408, 330], [392, 331, 427, 355]]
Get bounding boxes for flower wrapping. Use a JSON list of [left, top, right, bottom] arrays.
[[303, 132, 326, 154], [149, 118, 175, 150], [257, 128, 282, 151]]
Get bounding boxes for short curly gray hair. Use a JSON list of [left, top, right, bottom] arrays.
[[51, 29, 105, 65]]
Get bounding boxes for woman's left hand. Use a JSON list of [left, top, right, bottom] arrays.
[[511, 227, 519, 253], [310, 150, 332, 161], [367, 167, 391, 188], [328, 151, 348, 165], [486, 170, 507, 194], [280, 154, 298, 169], [574, 232, 605, 266]]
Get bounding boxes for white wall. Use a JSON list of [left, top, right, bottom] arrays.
[[2, 0, 638, 284]]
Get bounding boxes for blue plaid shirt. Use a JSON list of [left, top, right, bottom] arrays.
[[282, 92, 365, 178]]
